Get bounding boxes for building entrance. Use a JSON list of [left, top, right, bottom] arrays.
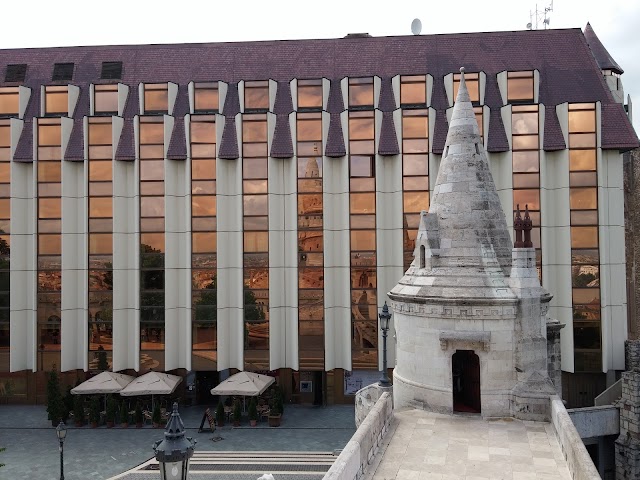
[[452, 350, 481, 413], [195, 371, 219, 405]]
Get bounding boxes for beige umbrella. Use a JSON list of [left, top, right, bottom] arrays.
[[210, 371, 275, 397], [71, 371, 135, 395], [119, 371, 182, 409]]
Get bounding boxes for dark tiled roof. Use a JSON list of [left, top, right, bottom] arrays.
[[326, 79, 344, 113], [543, 107, 566, 151], [378, 112, 399, 156], [378, 77, 396, 112], [584, 23, 623, 74], [601, 103, 639, 151], [13, 120, 33, 162], [218, 117, 239, 159], [325, 113, 346, 157], [223, 83, 240, 117], [115, 87, 137, 161], [0, 28, 635, 151], [486, 108, 509, 153], [64, 87, 89, 161], [431, 111, 448, 154], [167, 85, 189, 160], [271, 114, 293, 158], [273, 81, 293, 114]]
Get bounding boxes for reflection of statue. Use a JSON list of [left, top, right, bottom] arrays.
[[357, 290, 369, 320], [304, 157, 320, 178], [358, 271, 368, 288]]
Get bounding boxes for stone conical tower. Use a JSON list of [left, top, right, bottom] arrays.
[[389, 68, 555, 420]]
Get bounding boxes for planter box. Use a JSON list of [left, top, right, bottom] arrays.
[[268, 414, 281, 427]]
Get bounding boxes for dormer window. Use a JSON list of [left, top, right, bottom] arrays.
[[194, 82, 219, 113], [507, 71, 534, 103], [94, 85, 118, 114], [400, 75, 426, 107], [45, 86, 68, 116], [52, 63, 74, 82], [5, 64, 27, 83], [349, 77, 374, 109], [453, 72, 479, 104], [244, 80, 269, 111], [100, 61, 123, 80], [144, 83, 168, 114], [0, 87, 19, 116]]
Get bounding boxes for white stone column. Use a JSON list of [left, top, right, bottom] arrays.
[[216, 113, 244, 371], [112, 115, 140, 372], [164, 114, 191, 371], [60, 117, 88, 371], [9, 119, 37, 372], [323, 110, 351, 371]]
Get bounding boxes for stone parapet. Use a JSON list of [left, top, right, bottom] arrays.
[[625, 339, 640, 371], [615, 370, 640, 479], [324, 390, 393, 480], [547, 320, 564, 396]]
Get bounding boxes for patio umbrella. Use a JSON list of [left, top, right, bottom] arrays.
[[119, 371, 182, 410], [71, 372, 135, 395], [210, 371, 275, 397]]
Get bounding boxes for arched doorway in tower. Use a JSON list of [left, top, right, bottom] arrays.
[[452, 350, 481, 413]]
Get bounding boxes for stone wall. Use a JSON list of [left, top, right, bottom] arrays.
[[549, 395, 601, 480], [624, 148, 640, 339], [547, 320, 564, 397], [324, 390, 393, 480], [615, 370, 640, 478]]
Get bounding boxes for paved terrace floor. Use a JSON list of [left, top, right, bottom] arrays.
[[367, 409, 572, 480], [0, 404, 355, 480]]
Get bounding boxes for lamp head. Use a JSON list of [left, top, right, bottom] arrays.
[[56, 420, 67, 442]]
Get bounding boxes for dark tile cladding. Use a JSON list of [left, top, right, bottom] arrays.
[[0, 28, 636, 153], [584, 23, 623, 74], [270, 114, 293, 158], [487, 108, 509, 153], [378, 111, 399, 156], [325, 113, 346, 157], [543, 107, 566, 151]]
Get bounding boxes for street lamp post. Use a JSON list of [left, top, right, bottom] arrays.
[[153, 403, 196, 480], [379, 302, 392, 387], [55, 420, 67, 480]]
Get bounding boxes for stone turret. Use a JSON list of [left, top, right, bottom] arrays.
[[389, 68, 555, 420]]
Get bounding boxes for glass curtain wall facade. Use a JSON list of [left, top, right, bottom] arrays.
[[37, 117, 62, 371], [568, 103, 601, 372], [242, 86, 269, 369], [191, 114, 217, 371], [87, 118, 114, 368], [139, 91, 166, 370], [0, 116, 11, 370], [348, 77, 377, 370], [296, 106, 324, 369]]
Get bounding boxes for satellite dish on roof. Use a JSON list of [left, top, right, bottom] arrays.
[[411, 18, 422, 35]]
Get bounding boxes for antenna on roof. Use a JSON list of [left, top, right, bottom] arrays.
[[527, 1, 553, 30], [411, 18, 422, 35]]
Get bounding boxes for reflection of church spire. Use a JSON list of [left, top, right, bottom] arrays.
[[304, 143, 320, 178]]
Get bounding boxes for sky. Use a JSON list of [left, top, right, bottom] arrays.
[[2, 0, 639, 133]]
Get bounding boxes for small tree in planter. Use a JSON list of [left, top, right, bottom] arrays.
[[105, 395, 117, 428], [46, 366, 64, 427], [120, 401, 129, 428], [134, 403, 144, 428], [73, 395, 85, 427], [248, 398, 258, 427], [268, 401, 281, 427], [63, 386, 74, 423], [232, 401, 242, 427], [89, 397, 100, 428], [273, 385, 285, 417], [215, 402, 225, 427], [152, 404, 162, 428]]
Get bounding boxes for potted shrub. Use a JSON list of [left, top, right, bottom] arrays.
[[134, 403, 144, 428], [105, 395, 116, 428], [248, 398, 258, 427], [73, 395, 84, 427], [152, 404, 162, 428], [89, 397, 100, 428], [63, 386, 74, 423], [46, 366, 64, 427], [268, 402, 281, 427], [232, 401, 241, 427], [120, 401, 129, 428], [215, 402, 225, 427], [273, 385, 285, 418], [73, 395, 85, 427]]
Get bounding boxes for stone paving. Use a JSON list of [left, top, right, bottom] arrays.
[[368, 409, 572, 480], [0, 403, 355, 480]]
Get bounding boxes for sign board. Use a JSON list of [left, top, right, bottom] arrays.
[[344, 370, 381, 395], [198, 408, 216, 433]]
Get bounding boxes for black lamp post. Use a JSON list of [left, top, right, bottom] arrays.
[[379, 302, 392, 387], [55, 420, 67, 480], [153, 403, 196, 480]]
